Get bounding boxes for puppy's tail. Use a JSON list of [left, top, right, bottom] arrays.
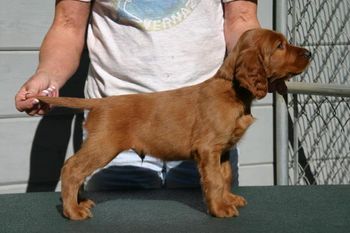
[[36, 96, 101, 110]]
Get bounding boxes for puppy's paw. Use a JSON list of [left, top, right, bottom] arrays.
[[79, 199, 95, 209], [224, 193, 247, 208], [209, 201, 240, 218], [63, 204, 93, 221]]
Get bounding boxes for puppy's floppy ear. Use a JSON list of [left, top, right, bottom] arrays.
[[217, 48, 239, 81], [235, 49, 268, 99]]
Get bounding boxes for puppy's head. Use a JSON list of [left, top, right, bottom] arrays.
[[231, 29, 311, 99]]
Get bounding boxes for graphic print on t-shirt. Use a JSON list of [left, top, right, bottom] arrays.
[[112, 0, 201, 31]]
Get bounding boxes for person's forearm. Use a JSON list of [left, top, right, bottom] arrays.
[[224, 0, 260, 51], [37, 29, 85, 88], [36, 0, 90, 89]]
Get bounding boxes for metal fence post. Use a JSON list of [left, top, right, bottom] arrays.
[[275, 94, 289, 185], [275, 0, 289, 185]]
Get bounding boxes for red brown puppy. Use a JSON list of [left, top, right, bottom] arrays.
[[37, 29, 311, 220]]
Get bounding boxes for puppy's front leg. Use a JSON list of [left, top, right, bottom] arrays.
[[196, 150, 239, 218], [220, 153, 247, 208], [219, 114, 253, 209]]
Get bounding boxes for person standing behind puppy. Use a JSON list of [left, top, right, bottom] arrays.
[[15, 0, 260, 191]]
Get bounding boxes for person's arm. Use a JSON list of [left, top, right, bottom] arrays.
[[15, 0, 91, 115], [223, 0, 260, 51]]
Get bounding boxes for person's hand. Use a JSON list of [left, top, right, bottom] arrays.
[[15, 72, 59, 116]]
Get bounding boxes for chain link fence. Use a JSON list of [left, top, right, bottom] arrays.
[[284, 0, 350, 185]]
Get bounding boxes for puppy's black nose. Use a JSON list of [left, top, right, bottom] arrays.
[[304, 50, 312, 59]]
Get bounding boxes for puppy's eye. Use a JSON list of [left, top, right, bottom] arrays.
[[277, 42, 284, 49]]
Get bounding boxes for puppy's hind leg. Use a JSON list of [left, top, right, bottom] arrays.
[[61, 136, 122, 220]]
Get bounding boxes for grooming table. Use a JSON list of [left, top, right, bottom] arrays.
[[0, 185, 349, 233]]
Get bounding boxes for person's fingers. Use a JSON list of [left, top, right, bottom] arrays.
[[24, 84, 42, 98], [16, 81, 42, 111], [15, 89, 28, 102], [15, 94, 38, 112], [37, 86, 57, 111], [15, 86, 30, 111], [46, 86, 56, 97], [15, 99, 30, 112], [27, 85, 56, 98], [25, 99, 41, 116], [35, 86, 56, 114], [52, 87, 59, 97], [16, 81, 57, 115], [27, 102, 52, 116]]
